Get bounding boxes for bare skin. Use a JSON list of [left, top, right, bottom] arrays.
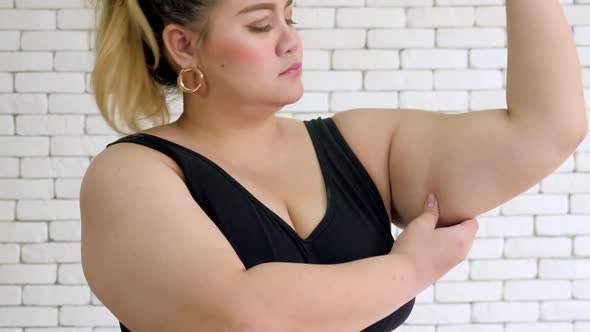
[[137, 0, 340, 241], [132, 0, 587, 240]]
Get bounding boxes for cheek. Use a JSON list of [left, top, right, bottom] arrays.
[[212, 39, 272, 69]]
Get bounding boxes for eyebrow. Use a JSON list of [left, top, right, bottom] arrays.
[[236, 0, 293, 16]]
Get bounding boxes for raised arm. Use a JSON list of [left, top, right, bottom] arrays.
[[505, 0, 587, 135], [333, 0, 587, 229]]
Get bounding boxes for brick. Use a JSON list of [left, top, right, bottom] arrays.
[[501, 194, 569, 215], [504, 280, 571, 300], [472, 302, 539, 322], [435, 69, 503, 90], [541, 301, 590, 320], [21, 31, 88, 51], [0, 200, 16, 221], [0, 115, 14, 134], [333, 50, 399, 69], [368, 28, 434, 48], [435, 281, 502, 302], [0, 179, 53, 199], [57, 263, 85, 284], [471, 259, 537, 280], [0, 222, 47, 242], [16, 0, 87, 8], [55, 178, 82, 198], [0, 31, 19, 50], [365, 70, 432, 90], [407, 7, 474, 27], [536, 215, 590, 235], [59, 306, 119, 326], [572, 280, 590, 299], [16, 199, 79, 221], [0, 244, 19, 264], [292, 7, 334, 28], [15, 73, 85, 93], [504, 237, 571, 258], [49, 220, 80, 241], [15, 114, 85, 135], [54, 51, 94, 71], [0, 93, 47, 114], [539, 259, 590, 279], [0, 10, 55, 30], [0, 307, 57, 326], [0, 52, 53, 71], [337, 8, 404, 27], [21, 242, 80, 263], [0, 286, 20, 304], [299, 29, 365, 49], [0, 73, 12, 92], [0, 136, 48, 156], [0, 264, 56, 283], [402, 49, 468, 69], [438, 28, 506, 48], [48, 94, 98, 114], [57, 9, 94, 29], [23, 285, 89, 305], [541, 173, 590, 193], [21, 156, 89, 178], [574, 236, 590, 256]]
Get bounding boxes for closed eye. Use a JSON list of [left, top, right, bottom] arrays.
[[249, 18, 297, 33]]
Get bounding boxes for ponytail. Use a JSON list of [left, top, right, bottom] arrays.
[[92, 0, 170, 135]]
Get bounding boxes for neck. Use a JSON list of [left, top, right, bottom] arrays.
[[172, 92, 286, 158]]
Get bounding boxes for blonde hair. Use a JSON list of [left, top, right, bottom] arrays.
[[91, 0, 215, 135]]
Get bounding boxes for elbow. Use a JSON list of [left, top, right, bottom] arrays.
[[230, 313, 281, 332], [573, 107, 588, 145], [227, 289, 282, 332], [566, 119, 588, 152], [231, 306, 296, 332], [555, 113, 588, 153], [231, 302, 299, 332], [226, 296, 261, 332], [575, 109, 588, 143]]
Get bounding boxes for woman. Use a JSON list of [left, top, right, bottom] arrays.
[[80, 0, 586, 331]]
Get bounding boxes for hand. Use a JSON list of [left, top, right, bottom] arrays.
[[389, 193, 479, 288]]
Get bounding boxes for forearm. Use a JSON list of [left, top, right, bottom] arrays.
[[505, 0, 587, 136], [235, 254, 421, 332]]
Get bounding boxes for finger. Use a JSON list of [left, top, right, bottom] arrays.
[[451, 218, 479, 238], [422, 193, 440, 226]]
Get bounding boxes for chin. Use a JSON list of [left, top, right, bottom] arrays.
[[282, 87, 304, 105], [265, 91, 302, 109]]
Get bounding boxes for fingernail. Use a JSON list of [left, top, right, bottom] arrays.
[[427, 193, 435, 208]]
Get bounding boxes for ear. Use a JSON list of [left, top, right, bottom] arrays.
[[161, 23, 200, 71]]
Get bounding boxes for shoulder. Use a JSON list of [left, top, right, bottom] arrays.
[[91, 133, 186, 183], [79, 137, 190, 233]]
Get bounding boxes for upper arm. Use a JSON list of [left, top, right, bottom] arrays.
[[80, 144, 250, 332], [387, 107, 581, 228], [330, 109, 400, 226]]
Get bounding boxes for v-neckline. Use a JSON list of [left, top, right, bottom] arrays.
[[129, 119, 334, 242]]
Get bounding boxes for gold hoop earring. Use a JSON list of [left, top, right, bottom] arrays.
[[177, 66, 204, 94]]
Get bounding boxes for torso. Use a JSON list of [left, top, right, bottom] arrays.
[[134, 116, 393, 240]]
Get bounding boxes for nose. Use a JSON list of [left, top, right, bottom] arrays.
[[276, 23, 299, 56]]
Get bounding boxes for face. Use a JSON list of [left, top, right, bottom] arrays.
[[196, 0, 303, 107]]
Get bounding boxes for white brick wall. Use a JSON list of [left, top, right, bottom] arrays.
[[0, 0, 588, 331]]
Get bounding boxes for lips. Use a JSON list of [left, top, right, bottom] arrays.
[[280, 62, 302, 75]]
